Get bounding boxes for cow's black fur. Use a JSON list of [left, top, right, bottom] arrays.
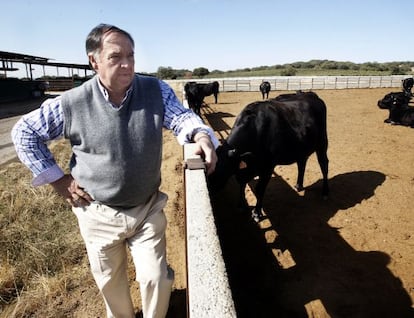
[[402, 77, 414, 96], [184, 81, 219, 115], [208, 92, 329, 221], [377, 92, 414, 127], [259, 81, 271, 99]]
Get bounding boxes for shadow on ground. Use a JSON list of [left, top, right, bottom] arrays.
[[210, 170, 414, 318]]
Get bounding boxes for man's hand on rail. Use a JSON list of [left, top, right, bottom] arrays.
[[193, 132, 217, 175]]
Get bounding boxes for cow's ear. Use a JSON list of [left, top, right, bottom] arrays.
[[239, 161, 248, 169], [240, 152, 254, 162]]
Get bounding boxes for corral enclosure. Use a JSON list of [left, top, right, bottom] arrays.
[[187, 87, 414, 317]]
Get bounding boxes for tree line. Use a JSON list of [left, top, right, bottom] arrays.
[[154, 60, 414, 80]]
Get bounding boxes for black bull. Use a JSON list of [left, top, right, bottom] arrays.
[[259, 81, 271, 99], [377, 92, 414, 128], [208, 92, 329, 221], [184, 81, 219, 115]]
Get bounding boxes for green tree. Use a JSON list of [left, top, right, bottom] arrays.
[[193, 67, 209, 78], [280, 66, 297, 76], [157, 66, 175, 79]]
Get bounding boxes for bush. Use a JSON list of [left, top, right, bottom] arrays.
[[280, 66, 297, 76]]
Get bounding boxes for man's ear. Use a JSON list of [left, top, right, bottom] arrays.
[[88, 53, 98, 71]]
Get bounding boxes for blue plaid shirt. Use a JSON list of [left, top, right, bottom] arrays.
[[11, 78, 218, 186]]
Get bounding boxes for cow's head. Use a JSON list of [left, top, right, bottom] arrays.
[[208, 141, 255, 191], [402, 78, 414, 93], [184, 82, 198, 96], [377, 92, 409, 110]]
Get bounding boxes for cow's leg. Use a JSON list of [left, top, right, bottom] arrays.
[[316, 148, 329, 198], [295, 157, 308, 192], [252, 169, 273, 222], [237, 181, 249, 211], [214, 93, 218, 104], [195, 101, 201, 115]]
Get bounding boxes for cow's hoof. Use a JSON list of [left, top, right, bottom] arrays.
[[294, 184, 304, 192], [251, 211, 262, 223]]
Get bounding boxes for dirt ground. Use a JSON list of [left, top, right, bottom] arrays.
[[2, 88, 413, 317], [182, 88, 414, 317]]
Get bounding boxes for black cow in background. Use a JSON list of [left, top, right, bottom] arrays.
[[377, 77, 414, 125], [208, 91, 329, 222], [184, 81, 219, 115], [377, 92, 414, 127], [259, 81, 271, 99], [402, 77, 414, 97]]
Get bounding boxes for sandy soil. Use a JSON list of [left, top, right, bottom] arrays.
[[2, 88, 413, 317]]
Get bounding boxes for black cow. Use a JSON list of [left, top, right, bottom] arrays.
[[184, 81, 219, 115], [273, 90, 304, 101], [208, 91, 329, 222], [259, 81, 271, 99], [402, 77, 414, 96], [377, 92, 414, 127]]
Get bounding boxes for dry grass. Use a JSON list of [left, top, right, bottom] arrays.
[[0, 139, 93, 317]]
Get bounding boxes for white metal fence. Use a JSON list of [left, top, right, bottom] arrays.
[[166, 75, 411, 93]]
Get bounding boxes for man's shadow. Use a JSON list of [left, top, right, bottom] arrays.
[[210, 170, 414, 318]]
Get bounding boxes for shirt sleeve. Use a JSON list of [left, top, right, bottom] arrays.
[[11, 96, 66, 186], [159, 80, 220, 148]]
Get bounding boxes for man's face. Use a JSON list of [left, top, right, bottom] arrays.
[[89, 31, 135, 93]]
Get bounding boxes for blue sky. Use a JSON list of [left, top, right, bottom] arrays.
[[2, 0, 413, 78]]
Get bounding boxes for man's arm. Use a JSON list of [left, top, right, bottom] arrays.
[[11, 96, 94, 206], [159, 80, 219, 174], [11, 96, 65, 186], [159, 80, 219, 145]]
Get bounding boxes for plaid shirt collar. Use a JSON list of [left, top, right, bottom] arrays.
[[97, 77, 133, 108]]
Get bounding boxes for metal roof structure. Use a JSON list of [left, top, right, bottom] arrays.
[[0, 50, 92, 79]]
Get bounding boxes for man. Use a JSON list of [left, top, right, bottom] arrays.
[[12, 24, 218, 318]]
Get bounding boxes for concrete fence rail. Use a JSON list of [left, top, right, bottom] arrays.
[[166, 75, 411, 94], [183, 143, 236, 318]]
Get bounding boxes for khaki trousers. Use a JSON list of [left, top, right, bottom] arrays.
[[73, 191, 174, 318]]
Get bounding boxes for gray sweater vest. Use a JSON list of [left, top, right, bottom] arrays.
[[61, 75, 164, 207]]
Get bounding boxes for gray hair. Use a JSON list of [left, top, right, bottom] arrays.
[[85, 23, 135, 57]]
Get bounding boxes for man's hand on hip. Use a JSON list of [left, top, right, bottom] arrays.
[[51, 174, 93, 207]]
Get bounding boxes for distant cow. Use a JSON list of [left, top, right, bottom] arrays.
[[208, 91, 329, 222], [377, 92, 414, 127], [259, 81, 271, 99], [184, 81, 219, 115], [402, 77, 414, 96]]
